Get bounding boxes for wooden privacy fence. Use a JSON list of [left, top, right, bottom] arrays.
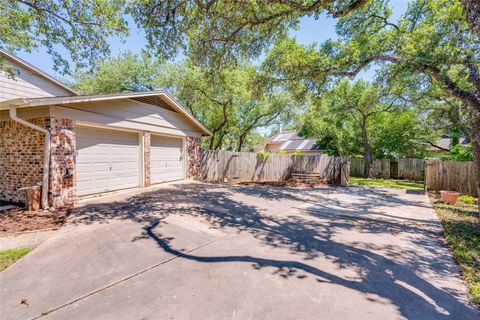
[[350, 157, 425, 181], [201, 150, 348, 185], [425, 160, 478, 197]]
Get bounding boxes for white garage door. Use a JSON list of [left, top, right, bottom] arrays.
[[151, 135, 184, 184], [76, 126, 141, 196]]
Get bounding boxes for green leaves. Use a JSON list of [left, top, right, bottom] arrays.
[[74, 51, 296, 151], [441, 144, 474, 161], [300, 79, 433, 158], [1, 0, 129, 73], [73, 51, 161, 94]]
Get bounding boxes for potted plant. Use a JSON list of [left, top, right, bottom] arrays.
[[440, 190, 461, 204]]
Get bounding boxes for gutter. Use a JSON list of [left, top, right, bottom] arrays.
[[9, 105, 50, 209]]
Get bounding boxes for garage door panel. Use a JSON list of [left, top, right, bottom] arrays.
[[76, 126, 140, 196], [151, 135, 183, 184]]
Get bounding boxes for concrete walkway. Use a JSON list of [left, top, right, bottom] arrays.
[[0, 230, 59, 251], [0, 181, 478, 320]]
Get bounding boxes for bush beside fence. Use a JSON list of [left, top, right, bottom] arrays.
[[201, 150, 348, 185]]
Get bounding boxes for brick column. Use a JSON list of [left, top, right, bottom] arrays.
[[186, 136, 201, 180], [143, 131, 151, 187], [47, 118, 76, 208]]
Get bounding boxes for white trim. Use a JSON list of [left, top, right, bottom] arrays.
[[75, 121, 141, 133], [140, 132, 145, 187], [52, 106, 201, 137], [0, 91, 211, 136], [182, 137, 187, 180]]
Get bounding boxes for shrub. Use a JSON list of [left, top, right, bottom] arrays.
[[459, 195, 477, 205], [291, 150, 304, 156], [441, 144, 473, 161], [257, 150, 271, 160]]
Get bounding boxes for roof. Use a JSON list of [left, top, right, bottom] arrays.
[[428, 135, 468, 151], [267, 130, 323, 151], [268, 130, 303, 143], [0, 49, 77, 95], [0, 91, 212, 136]]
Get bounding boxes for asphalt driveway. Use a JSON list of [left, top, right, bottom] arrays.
[[1, 181, 478, 320]]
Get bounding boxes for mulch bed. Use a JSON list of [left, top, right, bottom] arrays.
[[239, 180, 328, 188], [0, 208, 70, 234]]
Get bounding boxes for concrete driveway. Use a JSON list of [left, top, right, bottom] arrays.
[[1, 182, 478, 320]]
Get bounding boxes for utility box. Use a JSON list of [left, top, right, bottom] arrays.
[[19, 185, 42, 211]]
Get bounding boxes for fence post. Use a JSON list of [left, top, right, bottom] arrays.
[[341, 157, 350, 186]]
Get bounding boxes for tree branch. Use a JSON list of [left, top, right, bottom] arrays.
[[425, 140, 450, 152]]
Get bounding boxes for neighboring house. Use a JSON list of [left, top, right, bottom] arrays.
[[263, 130, 324, 154], [427, 135, 468, 157], [0, 50, 211, 208]]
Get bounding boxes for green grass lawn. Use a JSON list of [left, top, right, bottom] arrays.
[[0, 248, 32, 271], [350, 177, 424, 190], [432, 196, 480, 306]]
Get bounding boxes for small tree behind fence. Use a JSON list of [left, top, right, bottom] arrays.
[[425, 160, 478, 197], [200, 150, 348, 185]]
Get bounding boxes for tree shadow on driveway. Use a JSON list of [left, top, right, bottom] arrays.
[[72, 182, 479, 320]]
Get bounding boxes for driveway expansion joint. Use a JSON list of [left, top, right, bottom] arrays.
[[29, 202, 302, 319]]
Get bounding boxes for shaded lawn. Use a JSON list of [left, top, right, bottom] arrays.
[[432, 196, 480, 306], [0, 248, 32, 271], [350, 177, 424, 190]]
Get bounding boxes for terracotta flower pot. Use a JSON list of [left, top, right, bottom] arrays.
[[440, 191, 461, 204]]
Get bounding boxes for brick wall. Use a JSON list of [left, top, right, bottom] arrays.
[[47, 118, 75, 208], [186, 136, 201, 180], [0, 118, 46, 204], [0, 117, 76, 208]]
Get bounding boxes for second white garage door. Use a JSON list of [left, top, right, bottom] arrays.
[[76, 126, 141, 196], [151, 135, 184, 184]]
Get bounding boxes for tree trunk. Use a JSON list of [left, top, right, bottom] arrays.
[[214, 131, 225, 150], [470, 114, 480, 214], [460, 0, 480, 36], [236, 132, 248, 152], [360, 119, 374, 178], [472, 140, 480, 214], [364, 148, 374, 178], [208, 133, 216, 150]]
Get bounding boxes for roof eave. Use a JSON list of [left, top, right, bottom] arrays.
[[0, 92, 212, 137]]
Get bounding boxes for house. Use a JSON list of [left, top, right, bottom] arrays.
[[262, 130, 324, 154], [0, 50, 211, 209], [427, 135, 468, 157]]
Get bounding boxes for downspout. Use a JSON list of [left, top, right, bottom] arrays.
[[9, 105, 50, 209]]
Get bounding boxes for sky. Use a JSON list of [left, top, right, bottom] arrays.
[[15, 0, 410, 84]]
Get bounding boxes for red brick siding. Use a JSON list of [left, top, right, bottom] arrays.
[[186, 137, 201, 180], [0, 117, 76, 208], [0, 118, 46, 203]]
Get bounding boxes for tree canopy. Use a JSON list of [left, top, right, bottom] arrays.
[[2, 0, 478, 72], [300, 79, 433, 176], [73, 52, 296, 152], [261, 0, 479, 207], [0, 0, 129, 72]]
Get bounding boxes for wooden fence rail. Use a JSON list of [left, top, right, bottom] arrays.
[[425, 160, 478, 197], [349, 157, 425, 181], [201, 150, 348, 185]]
